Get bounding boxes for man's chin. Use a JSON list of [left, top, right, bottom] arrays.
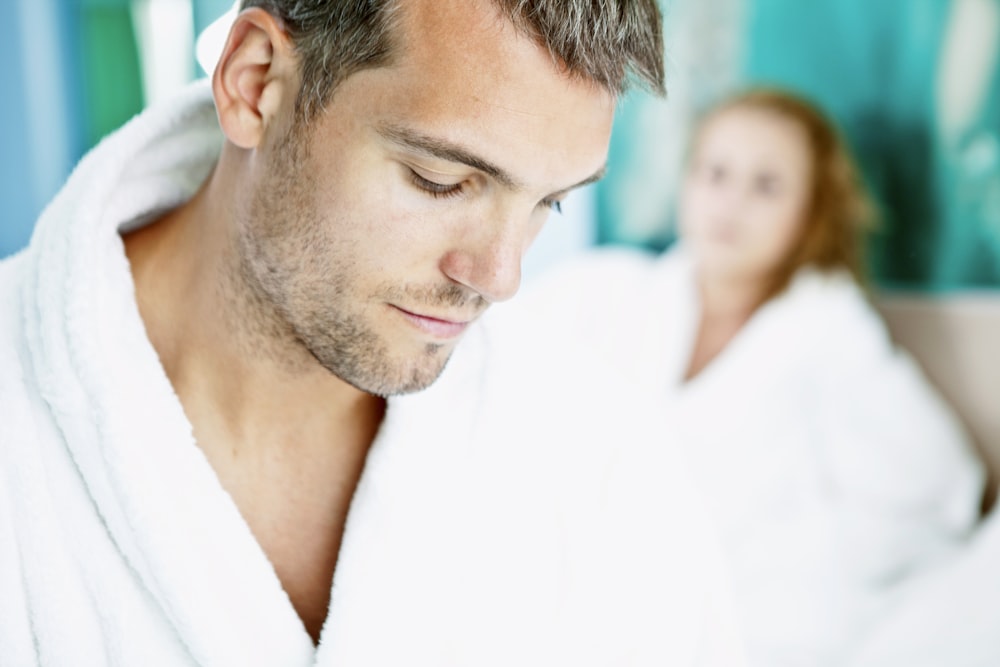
[[366, 358, 454, 397], [325, 344, 457, 398]]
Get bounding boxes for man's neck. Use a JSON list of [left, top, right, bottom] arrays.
[[123, 169, 386, 641], [122, 169, 385, 467]]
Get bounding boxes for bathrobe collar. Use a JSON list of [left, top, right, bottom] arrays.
[[20, 79, 483, 666]]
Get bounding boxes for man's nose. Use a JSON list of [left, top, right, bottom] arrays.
[[438, 211, 532, 304]]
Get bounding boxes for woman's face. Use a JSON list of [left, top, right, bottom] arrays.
[[679, 106, 813, 283]]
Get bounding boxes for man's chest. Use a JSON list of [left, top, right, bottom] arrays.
[[208, 448, 367, 642]]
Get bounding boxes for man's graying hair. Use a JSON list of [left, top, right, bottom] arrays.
[[240, 0, 665, 121]]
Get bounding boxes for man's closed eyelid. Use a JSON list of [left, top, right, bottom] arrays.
[[407, 163, 464, 184], [409, 169, 467, 199]]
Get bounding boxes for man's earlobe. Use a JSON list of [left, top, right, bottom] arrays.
[[212, 8, 295, 149]]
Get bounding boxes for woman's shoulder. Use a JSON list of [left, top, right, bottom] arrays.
[[785, 265, 868, 307], [747, 267, 900, 384], [784, 267, 885, 336]]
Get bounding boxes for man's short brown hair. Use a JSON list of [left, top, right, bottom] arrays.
[[241, 0, 665, 121]]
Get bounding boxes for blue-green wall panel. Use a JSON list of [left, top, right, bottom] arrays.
[[0, 3, 35, 257], [598, 0, 1000, 290]]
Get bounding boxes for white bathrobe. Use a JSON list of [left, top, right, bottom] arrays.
[[0, 81, 745, 666], [514, 245, 986, 666], [847, 505, 1000, 667]]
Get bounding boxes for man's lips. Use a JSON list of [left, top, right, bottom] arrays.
[[391, 305, 473, 339]]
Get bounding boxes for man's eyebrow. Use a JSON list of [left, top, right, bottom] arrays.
[[378, 122, 608, 195], [378, 123, 523, 189], [564, 166, 607, 193]]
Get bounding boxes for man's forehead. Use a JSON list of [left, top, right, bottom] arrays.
[[397, 0, 515, 57], [389, 0, 561, 94], [320, 0, 616, 193]]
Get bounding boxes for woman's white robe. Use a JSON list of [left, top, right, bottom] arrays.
[[516, 245, 986, 666], [847, 506, 1000, 666]]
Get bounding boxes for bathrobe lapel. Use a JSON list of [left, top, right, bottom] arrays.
[[21, 80, 319, 666], [19, 78, 492, 666]]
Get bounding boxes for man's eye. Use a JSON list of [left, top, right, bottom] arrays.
[[410, 170, 465, 199], [541, 198, 563, 214]]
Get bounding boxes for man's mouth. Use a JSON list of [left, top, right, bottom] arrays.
[[391, 305, 474, 339]]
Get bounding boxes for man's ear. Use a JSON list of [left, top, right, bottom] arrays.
[[212, 8, 297, 149]]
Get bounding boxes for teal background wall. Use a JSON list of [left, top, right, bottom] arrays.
[[599, 0, 1000, 290], [4, 0, 999, 292]]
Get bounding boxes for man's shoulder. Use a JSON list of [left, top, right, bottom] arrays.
[[0, 248, 27, 279], [0, 250, 46, 472], [414, 318, 736, 644], [0, 251, 32, 389], [521, 246, 659, 308], [0, 251, 27, 331], [444, 313, 706, 497]]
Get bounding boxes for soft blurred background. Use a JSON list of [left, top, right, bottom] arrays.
[[604, 0, 1000, 291], [0, 0, 230, 259], [2, 0, 999, 291]]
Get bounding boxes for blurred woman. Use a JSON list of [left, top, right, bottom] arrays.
[[513, 89, 986, 666]]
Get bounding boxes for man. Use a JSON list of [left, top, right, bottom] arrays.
[[0, 1, 744, 664]]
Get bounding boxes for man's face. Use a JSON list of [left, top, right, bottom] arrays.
[[236, 0, 615, 396]]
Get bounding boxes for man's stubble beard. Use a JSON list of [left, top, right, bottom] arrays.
[[225, 123, 480, 396]]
